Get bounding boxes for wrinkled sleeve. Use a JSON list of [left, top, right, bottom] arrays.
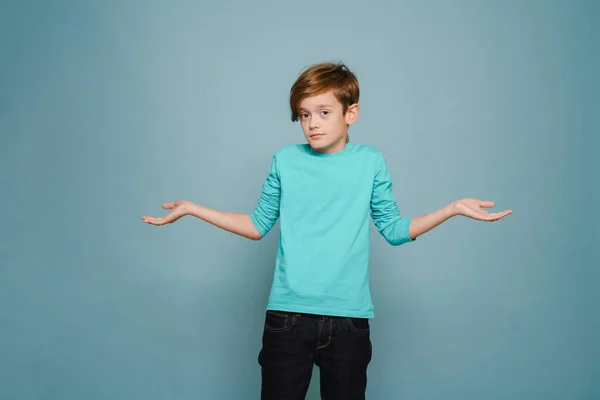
[[249, 155, 281, 237], [370, 153, 414, 246]]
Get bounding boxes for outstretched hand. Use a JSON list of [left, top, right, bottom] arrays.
[[452, 198, 512, 221], [142, 200, 190, 226]]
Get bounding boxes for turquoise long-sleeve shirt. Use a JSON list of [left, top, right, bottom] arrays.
[[250, 143, 414, 318]]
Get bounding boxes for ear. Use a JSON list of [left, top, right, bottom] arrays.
[[345, 103, 359, 125]]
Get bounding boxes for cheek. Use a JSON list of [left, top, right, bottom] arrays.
[[333, 118, 347, 131]]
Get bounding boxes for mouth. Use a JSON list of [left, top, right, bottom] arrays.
[[309, 133, 325, 139]]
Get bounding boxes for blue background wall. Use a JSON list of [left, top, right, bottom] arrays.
[[1, 0, 598, 398]]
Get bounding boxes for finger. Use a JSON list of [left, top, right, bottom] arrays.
[[162, 202, 174, 209], [485, 210, 512, 221], [142, 216, 161, 225], [476, 200, 495, 208], [468, 209, 497, 221], [142, 215, 169, 225]]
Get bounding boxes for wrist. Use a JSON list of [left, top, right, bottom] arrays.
[[445, 201, 460, 218], [181, 201, 194, 216]]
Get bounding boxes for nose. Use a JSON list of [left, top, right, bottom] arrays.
[[309, 115, 320, 130]]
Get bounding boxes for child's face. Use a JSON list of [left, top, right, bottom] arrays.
[[298, 90, 359, 153]]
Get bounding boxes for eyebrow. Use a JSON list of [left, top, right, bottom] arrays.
[[299, 104, 333, 111]]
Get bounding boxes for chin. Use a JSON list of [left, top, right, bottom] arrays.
[[310, 142, 331, 151], [308, 137, 329, 146]]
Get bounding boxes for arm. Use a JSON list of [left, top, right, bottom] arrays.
[[408, 203, 454, 240], [186, 202, 262, 240], [370, 153, 512, 244], [409, 199, 513, 239], [141, 155, 282, 241], [142, 200, 261, 240], [370, 153, 414, 246]]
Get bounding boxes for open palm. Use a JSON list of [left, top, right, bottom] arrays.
[[453, 198, 512, 221], [142, 200, 190, 226]]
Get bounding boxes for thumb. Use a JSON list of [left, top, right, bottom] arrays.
[[477, 200, 495, 208]]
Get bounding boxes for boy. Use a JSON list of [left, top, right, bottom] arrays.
[[142, 62, 512, 399]]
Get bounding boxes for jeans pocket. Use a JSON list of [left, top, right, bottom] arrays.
[[347, 317, 370, 333], [265, 310, 297, 333]]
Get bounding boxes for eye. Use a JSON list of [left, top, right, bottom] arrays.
[[321, 111, 330, 116], [301, 113, 309, 119]]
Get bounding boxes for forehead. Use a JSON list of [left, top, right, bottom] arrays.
[[299, 91, 341, 110]]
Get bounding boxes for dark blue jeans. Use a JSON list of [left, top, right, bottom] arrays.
[[258, 310, 372, 399]]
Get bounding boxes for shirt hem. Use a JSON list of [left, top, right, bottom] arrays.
[[266, 303, 374, 319]]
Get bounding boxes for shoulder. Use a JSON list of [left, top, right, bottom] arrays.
[[266, 144, 304, 173], [349, 143, 382, 155], [272, 143, 303, 159], [348, 143, 385, 162]]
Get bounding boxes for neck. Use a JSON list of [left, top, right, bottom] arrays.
[[314, 136, 348, 154]]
